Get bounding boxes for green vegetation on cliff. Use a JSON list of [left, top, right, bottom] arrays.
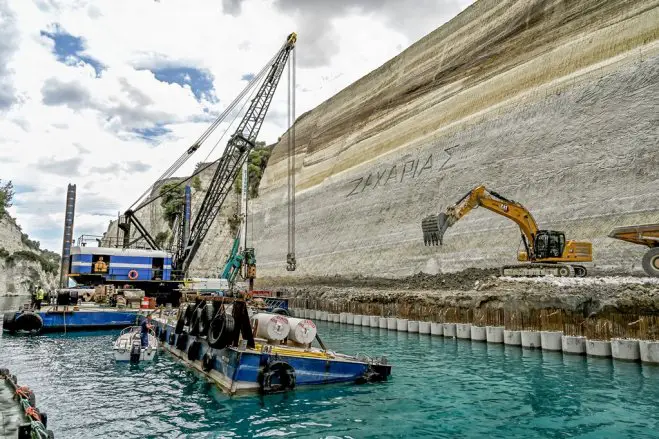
[[160, 181, 186, 228], [0, 179, 14, 219], [235, 142, 273, 198]]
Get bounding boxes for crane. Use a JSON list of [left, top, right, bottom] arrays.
[[422, 185, 592, 277], [118, 32, 297, 278]]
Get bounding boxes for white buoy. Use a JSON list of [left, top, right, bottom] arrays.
[[354, 314, 363, 325], [639, 341, 659, 364], [361, 315, 370, 326], [396, 319, 408, 332], [456, 323, 471, 339], [486, 326, 504, 344], [346, 313, 354, 325], [431, 322, 443, 336], [504, 330, 521, 346], [561, 335, 586, 355], [252, 313, 290, 341], [611, 338, 640, 361], [379, 317, 387, 329], [585, 340, 611, 357], [339, 313, 347, 324], [443, 323, 456, 337], [369, 316, 379, 327], [408, 321, 420, 333], [541, 331, 563, 351], [471, 326, 486, 341], [419, 322, 431, 334], [287, 317, 317, 344], [521, 330, 541, 348], [387, 317, 397, 330]]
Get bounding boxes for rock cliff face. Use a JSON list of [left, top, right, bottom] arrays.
[[0, 216, 58, 296], [252, 0, 659, 279]]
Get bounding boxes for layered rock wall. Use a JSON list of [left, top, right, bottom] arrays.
[[252, 0, 659, 278]]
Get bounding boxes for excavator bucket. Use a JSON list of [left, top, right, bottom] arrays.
[[422, 213, 451, 246]]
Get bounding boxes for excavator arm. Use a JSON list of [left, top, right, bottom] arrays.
[[422, 185, 540, 257]]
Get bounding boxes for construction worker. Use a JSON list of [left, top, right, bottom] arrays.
[[35, 285, 45, 310], [140, 315, 153, 348], [94, 256, 108, 273]]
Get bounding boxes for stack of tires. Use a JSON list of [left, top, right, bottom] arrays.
[[171, 301, 236, 369]]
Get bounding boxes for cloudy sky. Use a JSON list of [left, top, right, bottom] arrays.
[[0, 0, 471, 252]]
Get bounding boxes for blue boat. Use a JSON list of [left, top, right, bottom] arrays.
[[3, 307, 141, 333], [151, 307, 391, 395]]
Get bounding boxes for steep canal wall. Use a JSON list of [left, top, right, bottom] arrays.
[[252, 0, 659, 279]]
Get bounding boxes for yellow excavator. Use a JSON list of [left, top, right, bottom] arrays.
[[422, 185, 592, 277]]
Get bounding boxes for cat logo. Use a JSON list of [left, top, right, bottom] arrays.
[[501, 204, 509, 212]]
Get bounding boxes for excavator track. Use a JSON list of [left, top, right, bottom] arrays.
[[501, 263, 580, 277]]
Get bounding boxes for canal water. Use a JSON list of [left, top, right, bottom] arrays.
[[1, 298, 658, 438]]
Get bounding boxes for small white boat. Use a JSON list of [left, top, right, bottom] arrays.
[[113, 326, 157, 363]]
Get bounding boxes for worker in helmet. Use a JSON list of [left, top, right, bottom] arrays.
[[35, 285, 45, 310]]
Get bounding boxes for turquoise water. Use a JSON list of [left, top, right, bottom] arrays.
[[1, 299, 658, 438]]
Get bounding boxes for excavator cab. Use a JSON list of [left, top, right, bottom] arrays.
[[534, 230, 566, 259]]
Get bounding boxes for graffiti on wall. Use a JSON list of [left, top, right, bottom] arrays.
[[346, 145, 459, 197]]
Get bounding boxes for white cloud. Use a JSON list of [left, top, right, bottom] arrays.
[[0, 0, 472, 252]]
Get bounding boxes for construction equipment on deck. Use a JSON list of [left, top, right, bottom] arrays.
[[422, 185, 592, 277], [608, 224, 659, 277]]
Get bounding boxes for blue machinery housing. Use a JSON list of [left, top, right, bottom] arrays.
[[69, 247, 172, 282]]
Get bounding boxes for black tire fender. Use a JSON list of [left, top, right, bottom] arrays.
[[201, 353, 216, 372], [15, 311, 43, 333], [168, 333, 176, 346], [175, 313, 185, 334], [258, 361, 296, 394], [271, 308, 290, 316], [187, 340, 201, 362], [175, 333, 189, 351], [2, 312, 16, 332], [208, 313, 235, 349]]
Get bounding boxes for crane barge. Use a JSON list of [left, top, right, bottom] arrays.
[[66, 33, 298, 303]]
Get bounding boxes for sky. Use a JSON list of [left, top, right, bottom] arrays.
[[0, 0, 472, 253]]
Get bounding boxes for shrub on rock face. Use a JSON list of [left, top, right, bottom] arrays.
[[0, 179, 14, 218], [159, 181, 186, 228]]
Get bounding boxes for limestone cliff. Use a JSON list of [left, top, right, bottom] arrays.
[[252, 0, 659, 278], [0, 215, 58, 296]]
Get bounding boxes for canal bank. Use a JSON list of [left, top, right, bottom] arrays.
[[271, 273, 659, 364]]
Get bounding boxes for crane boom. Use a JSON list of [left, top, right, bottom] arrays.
[[175, 32, 297, 275]]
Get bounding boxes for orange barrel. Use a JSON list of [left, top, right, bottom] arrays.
[[148, 297, 157, 309], [140, 298, 150, 309]]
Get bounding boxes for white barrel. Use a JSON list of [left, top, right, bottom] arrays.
[[287, 317, 317, 344], [253, 313, 290, 341]]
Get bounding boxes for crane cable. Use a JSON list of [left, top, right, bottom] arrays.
[[286, 48, 296, 271], [129, 46, 284, 213]]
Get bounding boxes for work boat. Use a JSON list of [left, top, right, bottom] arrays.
[[113, 326, 157, 363], [152, 298, 392, 395]]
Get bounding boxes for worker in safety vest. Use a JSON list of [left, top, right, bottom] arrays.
[[35, 286, 45, 310], [94, 256, 108, 273]]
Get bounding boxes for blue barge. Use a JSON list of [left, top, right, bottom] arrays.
[[151, 301, 391, 395], [3, 307, 142, 333]]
